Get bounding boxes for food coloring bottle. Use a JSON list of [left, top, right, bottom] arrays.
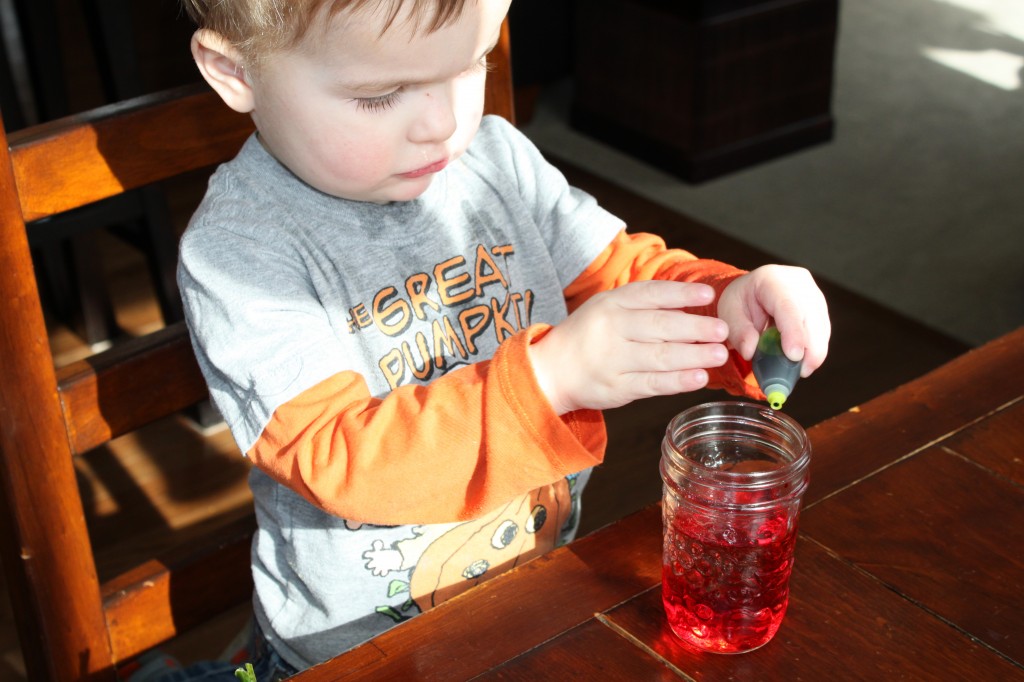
[[751, 326, 802, 410]]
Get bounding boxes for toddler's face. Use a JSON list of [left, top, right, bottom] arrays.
[[248, 0, 512, 204]]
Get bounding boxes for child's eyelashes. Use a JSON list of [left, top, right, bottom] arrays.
[[352, 56, 491, 113], [355, 89, 403, 113], [474, 54, 496, 73]]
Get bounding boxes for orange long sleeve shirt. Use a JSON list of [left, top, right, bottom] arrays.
[[248, 230, 761, 525]]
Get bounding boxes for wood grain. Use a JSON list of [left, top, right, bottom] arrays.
[[101, 514, 254, 661], [56, 323, 207, 454], [942, 398, 1024, 486], [0, 113, 115, 682], [603, 538, 1024, 680], [484, 21, 515, 126], [475, 618, 679, 680], [10, 86, 253, 222], [800, 440, 1024, 661], [801, 328, 1024, 506]]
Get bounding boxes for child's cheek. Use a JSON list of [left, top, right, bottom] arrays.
[[323, 137, 393, 184]]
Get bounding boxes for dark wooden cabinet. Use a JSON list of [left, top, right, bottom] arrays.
[[572, 0, 839, 182]]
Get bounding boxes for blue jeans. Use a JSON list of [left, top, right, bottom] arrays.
[[153, 621, 299, 682]]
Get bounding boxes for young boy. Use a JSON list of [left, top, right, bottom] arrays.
[[175, 0, 830, 677]]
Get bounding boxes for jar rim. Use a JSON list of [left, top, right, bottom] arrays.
[[662, 400, 810, 484]]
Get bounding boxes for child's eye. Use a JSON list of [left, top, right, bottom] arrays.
[[355, 89, 403, 113]]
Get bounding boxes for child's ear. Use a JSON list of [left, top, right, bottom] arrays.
[[191, 29, 255, 113]]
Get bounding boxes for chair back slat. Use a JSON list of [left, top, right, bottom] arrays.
[[56, 323, 207, 455], [101, 515, 254, 661], [484, 21, 515, 126], [10, 85, 254, 222]]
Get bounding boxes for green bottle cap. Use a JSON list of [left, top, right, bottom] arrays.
[[765, 389, 788, 410]]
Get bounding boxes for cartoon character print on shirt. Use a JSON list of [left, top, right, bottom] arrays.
[[343, 241, 536, 390], [364, 475, 577, 622]]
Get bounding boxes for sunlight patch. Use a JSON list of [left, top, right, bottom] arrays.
[[923, 47, 1023, 91]]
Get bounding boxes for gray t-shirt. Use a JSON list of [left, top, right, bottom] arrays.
[[178, 116, 625, 668]]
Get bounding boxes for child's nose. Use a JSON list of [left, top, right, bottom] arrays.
[[408, 85, 458, 143]]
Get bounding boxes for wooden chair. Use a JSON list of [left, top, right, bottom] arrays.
[[3, 0, 191, 346], [0, 21, 514, 681]]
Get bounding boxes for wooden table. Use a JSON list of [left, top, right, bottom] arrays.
[[294, 328, 1024, 680]]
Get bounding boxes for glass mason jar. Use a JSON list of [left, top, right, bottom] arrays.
[[660, 401, 811, 654]]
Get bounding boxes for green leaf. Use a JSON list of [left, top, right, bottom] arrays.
[[376, 605, 405, 622], [234, 662, 257, 682]]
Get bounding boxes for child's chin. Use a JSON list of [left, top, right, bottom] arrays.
[[386, 177, 434, 202]]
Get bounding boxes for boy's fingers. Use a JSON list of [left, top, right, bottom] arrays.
[[628, 309, 728, 344], [616, 280, 716, 310], [767, 300, 807, 362], [616, 368, 713, 402], [645, 368, 711, 396], [800, 315, 832, 376], [640, 341, 729, 373], [772, 306, 830, 374], [730, 323, 761, 361]]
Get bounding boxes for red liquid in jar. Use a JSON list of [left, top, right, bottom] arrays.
[[662, 511, 797, 653]]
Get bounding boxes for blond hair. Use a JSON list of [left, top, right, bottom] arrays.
[[182, 0, 471, 63]]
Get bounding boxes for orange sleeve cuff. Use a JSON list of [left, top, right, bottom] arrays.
[[247, 326, 605, 525], [498, 324, 608, 464]]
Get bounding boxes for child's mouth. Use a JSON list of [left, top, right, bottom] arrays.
[[400, 158, 448, 178]]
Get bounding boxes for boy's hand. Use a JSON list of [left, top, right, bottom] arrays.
[[529, 280, 730, 415], [717, 265, 831, 378]]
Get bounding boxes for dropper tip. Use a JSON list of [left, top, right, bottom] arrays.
[[766, 390, 788, 410]]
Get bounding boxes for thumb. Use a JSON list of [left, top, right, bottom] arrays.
[[732, 324, 762, 361]]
